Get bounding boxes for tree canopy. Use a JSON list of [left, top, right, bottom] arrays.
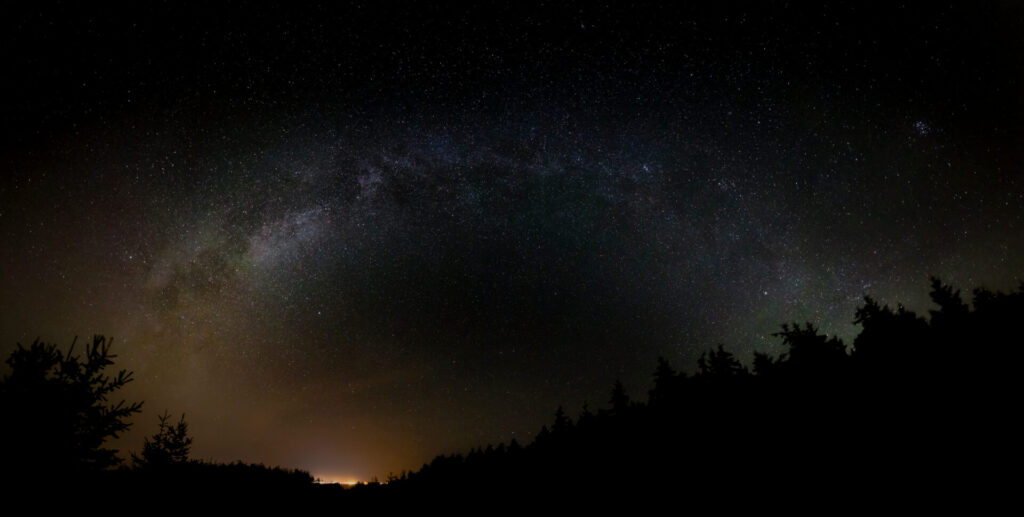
[[133, 411, 193, 469], [0, 335, 143, 475]]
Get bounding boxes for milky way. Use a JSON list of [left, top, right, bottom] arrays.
[[2, 3, 1022, 480]]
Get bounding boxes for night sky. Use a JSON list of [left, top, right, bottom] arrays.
[[2, 3, 1022, 482]]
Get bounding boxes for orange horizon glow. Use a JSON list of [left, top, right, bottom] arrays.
[[315, 478, 361, 486]]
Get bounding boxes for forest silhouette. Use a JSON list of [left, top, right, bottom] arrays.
[[1, 277, 1019, 506]]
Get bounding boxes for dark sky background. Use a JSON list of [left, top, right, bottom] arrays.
[[2, 2, 1022, 482]]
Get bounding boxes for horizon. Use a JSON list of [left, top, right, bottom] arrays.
[[2, 3, 1022, 480]]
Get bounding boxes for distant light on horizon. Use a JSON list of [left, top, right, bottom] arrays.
[[315, 478, 360, 486], [2, 2, 1021, 480]]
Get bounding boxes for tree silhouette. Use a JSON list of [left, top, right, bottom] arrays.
[[321, 277, 1024, 504], [648, 356, 679, 407], [133, 411, 193, 469], [696, 344, 747, 379], [852, 297, 928, 373], [3, 276, 1014, 504], [772, 322, 847, 376], [552, 405, 572, 434], [609, 379, 630, 416], [0, 336, 143, 475]]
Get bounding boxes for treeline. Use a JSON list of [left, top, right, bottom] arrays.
[[365, 278, 1022, 501], [2, 278, 1019, 505], [0, 335, 324, 504]]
